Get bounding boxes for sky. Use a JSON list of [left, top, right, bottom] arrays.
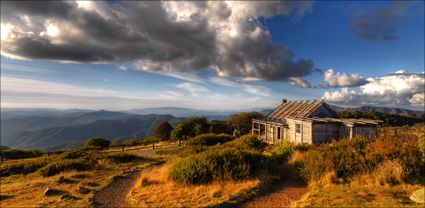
[[1, 1, 424, 111]]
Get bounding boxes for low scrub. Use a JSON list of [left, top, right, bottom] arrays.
[[224, 134, 263, 150], [0, 149, 43, 159], [0, 160, 47, 177], [168, 147, 265, 185], [185, 133, 232, 146], [365, 133, 424, 177], [61, 150, 89, 160], [294, 143, 313, 152], [268, 141, 295, 173], [39, 159, 91, 177], [104, 153, 143, 163], [295, 137, 370, 181], [295, 130, 424, 183]]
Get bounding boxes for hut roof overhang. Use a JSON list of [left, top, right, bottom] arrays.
[[266, 99, 336, 119], [287, 117, 382, 126]]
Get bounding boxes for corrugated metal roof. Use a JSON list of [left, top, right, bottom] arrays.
[[267, 99, 331, 120]]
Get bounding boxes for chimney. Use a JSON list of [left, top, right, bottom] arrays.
[[281, 99, 287, 104]]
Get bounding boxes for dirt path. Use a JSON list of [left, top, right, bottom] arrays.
[[93, 170, 141, 208], [243, 168, 308, 208]]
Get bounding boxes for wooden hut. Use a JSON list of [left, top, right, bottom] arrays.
[[251, 99, 381, 144]]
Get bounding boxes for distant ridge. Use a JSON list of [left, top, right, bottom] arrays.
[[329, 105, 424, 117]]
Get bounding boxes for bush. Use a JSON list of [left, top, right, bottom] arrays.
[[61, 150, 89, 160], [267, 141, 295, 174], [39, 160, 91, 177], [1, 149, 43, 159], [84, 137, 111, 149], [104, 153, 143, 163], [185, 133, 232, 146], [295, 137, 371, 181], [365, 133, 424, 176], [224, 134, 263, 150], [168, 147, 265, 185], [0, 160, 47, 177]]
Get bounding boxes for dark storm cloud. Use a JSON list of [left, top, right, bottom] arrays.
[[350, 1, 414, 41], [1, 1, 314, 80]]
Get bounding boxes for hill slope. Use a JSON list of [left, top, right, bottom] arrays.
[[1, 111, 182, 150]]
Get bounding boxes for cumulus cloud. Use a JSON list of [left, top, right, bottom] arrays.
[[350, 1, 415, 41], [288, 77, 312, 88], [324, 69, 368, 87], [322, 71, 425, 107], [1, 1, 314, 81]]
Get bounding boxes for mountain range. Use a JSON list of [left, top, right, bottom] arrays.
[[1, 105, 423, 151]]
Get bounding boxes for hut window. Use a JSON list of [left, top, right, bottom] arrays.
[[295, 124, 301, 133]]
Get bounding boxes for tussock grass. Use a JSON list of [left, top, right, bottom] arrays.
[[373, 160, 405, 185], [39, 159, 91, 177], [0, 159, 48, 177]]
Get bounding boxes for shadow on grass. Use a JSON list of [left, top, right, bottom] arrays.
[[0, 195, 14, 201]]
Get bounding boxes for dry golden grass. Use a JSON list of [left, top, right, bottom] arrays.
[[0, 159, 151, 207], [128, 161, 261, 207], [373, 160, 405, 185], [295, 175, 423, 208]]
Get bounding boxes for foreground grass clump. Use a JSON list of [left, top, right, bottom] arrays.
[[38, 159, 91, 177], [185, 133, 232, 146], [1, 149, 43, 159], [0, 159, 48, 177], [169, 147, 265, 185]]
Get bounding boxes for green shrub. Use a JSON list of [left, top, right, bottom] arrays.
[[179, 145, 209, 157], [0, 160, 47, 177], [268, 141, 295, 173], [84, 137, 111, 149], [39, 160, 91, 177], [295, 137, 371, 181], [224, 134, 263, 150], [185, 133, 232, 146], [1, 149, 43, 159], [104, 153, 143, 163], [168, 147, 265, 185], [61, 150, 89, 160]]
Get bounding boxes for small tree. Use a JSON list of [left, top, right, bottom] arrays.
[[226, 112, 264, 135], [152, 121, 173, 141], [84, 137, 111, 149], [171, 117, 209, 146], [209, 120, 232, 134]]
